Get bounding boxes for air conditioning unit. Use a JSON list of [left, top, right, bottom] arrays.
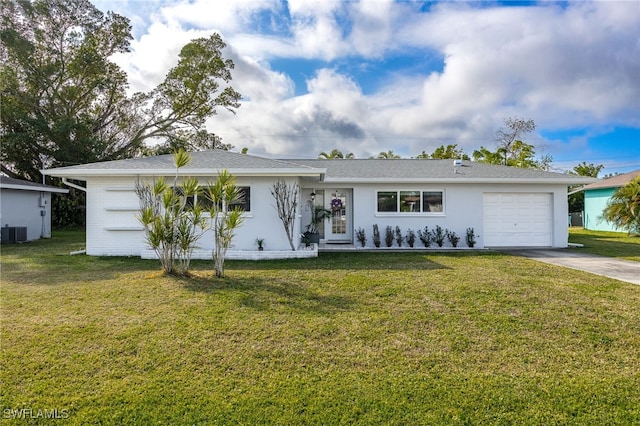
[[1, 226, 27, 243]]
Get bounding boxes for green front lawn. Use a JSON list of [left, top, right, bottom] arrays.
[[1, 232, 639, 424], [569, 227, 640, 261]]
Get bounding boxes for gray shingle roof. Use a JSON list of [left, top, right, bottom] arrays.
[[43, 150, 596, 184], [0, 175, 69, 193], [580, 169, 640, 190], [291, 159, 595, 183], [44, 150, 322, 176]]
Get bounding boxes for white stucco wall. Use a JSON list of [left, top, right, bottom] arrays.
[[0, 189, 53, 241], [83, 176, 570, 256], [312, 182, 569, 248], [85, 175, 304, 256]]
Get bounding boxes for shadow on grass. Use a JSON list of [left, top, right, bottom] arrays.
[[192, 251, 459, 272], [1, 235, 158, 285], [569, 228, 640, 260], [3, 230, 465, 286], [178, 274, 355, 314]]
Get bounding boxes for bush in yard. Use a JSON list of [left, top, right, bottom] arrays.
[[465, 227, 477, 248], [385, 225, 394, 247], [446, 230, 460, 247], [395, 226, 403, 247], [372, 224, 381, 247], [418, 226, 431, 247], [355, 227, 367, 247], [136, 149, 208, 275], [431, 225, 446, 247], [406, 229, 416, 248]]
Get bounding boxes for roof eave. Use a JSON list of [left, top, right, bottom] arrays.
[[0, 183, 69, 193], [321, 177, 598, 184], [42, 168, 326, 178]]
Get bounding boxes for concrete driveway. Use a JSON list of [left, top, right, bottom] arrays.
[[506, 249, 640, 286]]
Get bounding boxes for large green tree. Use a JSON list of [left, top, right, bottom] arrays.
[[472, 117, 552, 170], [416, 144, 470, 160], [0, 0, 241, 182], [601, 176, 640, 235], [494, 117, 536, 164], [572, 162, 604, 179]]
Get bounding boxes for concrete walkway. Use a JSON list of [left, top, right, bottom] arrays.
[[507, 249, 640, 286]]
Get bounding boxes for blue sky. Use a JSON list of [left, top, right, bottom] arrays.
[[94, 0, 639, 175]]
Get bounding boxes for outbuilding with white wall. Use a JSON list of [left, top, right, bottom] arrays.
[[0, 176, 69, 242]]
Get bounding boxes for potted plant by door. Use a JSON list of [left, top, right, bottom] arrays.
[[255, 238, 265, 251], [304, 206, 331, 245]]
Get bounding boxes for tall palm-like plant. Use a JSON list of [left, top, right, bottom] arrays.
[[205, 170, 245, 278], [136, 149, 208, 275], [601, 176, 640, 235]]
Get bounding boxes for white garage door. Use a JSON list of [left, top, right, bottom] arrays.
[[483, 193, 552, 247]]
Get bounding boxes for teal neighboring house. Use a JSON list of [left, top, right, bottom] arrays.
[[581, 170, 640, 232]]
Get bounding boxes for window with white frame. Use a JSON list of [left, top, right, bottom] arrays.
[[196, 186, 251, 212], [376, 190, 444, 214]]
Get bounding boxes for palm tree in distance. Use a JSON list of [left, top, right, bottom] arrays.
[[377, 150, 401, 159], [318, 149, 355, 159]]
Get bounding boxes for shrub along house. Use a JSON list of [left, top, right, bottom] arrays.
[[43, 150, 595, 258]]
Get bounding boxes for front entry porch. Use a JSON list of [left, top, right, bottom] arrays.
[[318, 241, 357, 252], [301, 188, 354, 244]]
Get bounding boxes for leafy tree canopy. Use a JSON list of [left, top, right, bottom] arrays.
[[570, 162, 604, 178], [472, 117, 552, 170], [495, 117, 536, 160], [0, 0, 240, 182], [568, 162, 604, 213], [419, 144, 470, 160]]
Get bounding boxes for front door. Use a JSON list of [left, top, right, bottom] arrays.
[[325, 189, 352, 243]]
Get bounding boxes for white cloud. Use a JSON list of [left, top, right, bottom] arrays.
[[402, 2, 640, 129], [96, 0, 638, 163], [159, 0, 280, 33], [288, 2, 349, 60], [348, 0, 395, 57], [207, 68, 374, 157]]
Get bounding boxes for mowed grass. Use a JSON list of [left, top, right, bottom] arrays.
[[1, 231, 639, 425], [569, 227, 640, 261]]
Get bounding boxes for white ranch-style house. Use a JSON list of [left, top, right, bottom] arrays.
[[44, 150, 595, 258]]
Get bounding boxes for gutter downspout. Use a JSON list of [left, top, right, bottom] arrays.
[[61, 178, 87, 255], [62, 178, 87, 192], [40, 191, 46, 238]]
